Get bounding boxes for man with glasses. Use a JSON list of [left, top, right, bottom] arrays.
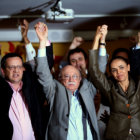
[[35, 22, 107, 140], [0, 53, 45, 140]]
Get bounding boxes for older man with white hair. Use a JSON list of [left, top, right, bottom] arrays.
[[35, 22, 108, 140]]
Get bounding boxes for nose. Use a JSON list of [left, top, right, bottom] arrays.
[[13, 66, 19, 72], [69, 76, 73, 81], [76, 61, 81, 68], [117, 69, 121, 74], [75, 60, 78, 66]]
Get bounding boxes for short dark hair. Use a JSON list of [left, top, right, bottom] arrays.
[[67, 48, 87, 64], [1, 53, 23, 69], [109, 56, 129, 72], [112, 48, 130, 60]]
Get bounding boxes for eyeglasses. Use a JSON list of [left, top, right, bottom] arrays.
[[6, 65, 23, 71], [62, 74, 80, 80]]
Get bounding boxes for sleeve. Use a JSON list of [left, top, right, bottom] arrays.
[[89, 50, 111, 95], [38, 43, 54, 70], [99, 47, 107, 56], [46, 43, 54, 70], [25, 42, 36, 61], [98, 48, 108, 73], [36, 48, 56, 106], [26, 42, 54, 71]]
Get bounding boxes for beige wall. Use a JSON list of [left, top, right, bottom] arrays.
[[0, 38, 135, 71]]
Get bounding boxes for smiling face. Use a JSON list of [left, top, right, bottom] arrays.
[[1, 57, 25, 85], [60, 65, 81, 94], [110, 58, 130, 83], [69, 52, 87, 71]]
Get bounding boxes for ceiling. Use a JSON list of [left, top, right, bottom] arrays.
[[0, 0, 140, 42]]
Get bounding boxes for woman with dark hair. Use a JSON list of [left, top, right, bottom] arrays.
[[89, 26, 140, 139]]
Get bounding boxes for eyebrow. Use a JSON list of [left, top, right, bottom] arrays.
[[111, 64, 125, 69]]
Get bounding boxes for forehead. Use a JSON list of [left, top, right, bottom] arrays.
[[62, 66, 80, 75], [70, 52, 85, 59], [6, 57, 23, 65], [111, 59, 127, 68]]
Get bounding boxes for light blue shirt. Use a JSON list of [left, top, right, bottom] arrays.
[[133, 44, 140, 50], [67, 90, 93, 140], [99, 48, 106, 56]]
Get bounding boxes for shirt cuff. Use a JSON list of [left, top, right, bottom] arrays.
[[37, 48, 46, 57], [25, 42, 36, 61], [99, 48, 107, 56], [46, 40, 51, 46], [25, 42, 34, 51], [135, 44, 140, 49]]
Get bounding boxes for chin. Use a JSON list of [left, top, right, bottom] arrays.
[[68, 88, 75, 92], [12, 79, 21, 84], [117, 79, 124, 82]]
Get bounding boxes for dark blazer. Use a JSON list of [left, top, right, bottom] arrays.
[[0, 44, 54, 140], [46, 43, 54, 70], [35, 53, 107, 140], [0, 65, 45, 140], [130, 46, 140, 78], [89, 50, 140, 140]]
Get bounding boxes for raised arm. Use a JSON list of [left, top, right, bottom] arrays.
[[91, 26, 102, 50], [91, 25, 108, 73], [20, 19, 54, 71], [20, 19, 36, 62], [35, 22, 56, 105], [89, 25, 110, 94], [91, 25, 108, 50]]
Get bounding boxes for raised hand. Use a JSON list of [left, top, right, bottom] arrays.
[[20, 19, 29, 38], [20, 19, 30, 44], [34, 22, 48, 41], [95, 26, 102, 40], [100, 25, 108, 43], [91, 26, 102, 50], [34, 22, 48, 49], [69, 37, 84, 50]]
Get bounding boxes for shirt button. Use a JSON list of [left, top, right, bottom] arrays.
[[66, 114, 69, 117], [126, 104, 130, 107], [128, 115, 131, 119], [65, 128, 68, 131]]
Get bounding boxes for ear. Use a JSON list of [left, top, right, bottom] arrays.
[[79, 76, 82, 81], [1, 68, 5, 77], [86, 59, 88, 67], [127, 64, 130, 71], [23, 66, 25, 71]]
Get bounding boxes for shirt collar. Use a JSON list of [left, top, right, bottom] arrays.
[[8, 81, 23, 92]]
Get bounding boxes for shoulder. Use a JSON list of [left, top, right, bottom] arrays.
[[81, 78, 96, 92]]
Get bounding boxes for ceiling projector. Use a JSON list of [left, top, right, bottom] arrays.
[[45, 1, 74, 22]]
